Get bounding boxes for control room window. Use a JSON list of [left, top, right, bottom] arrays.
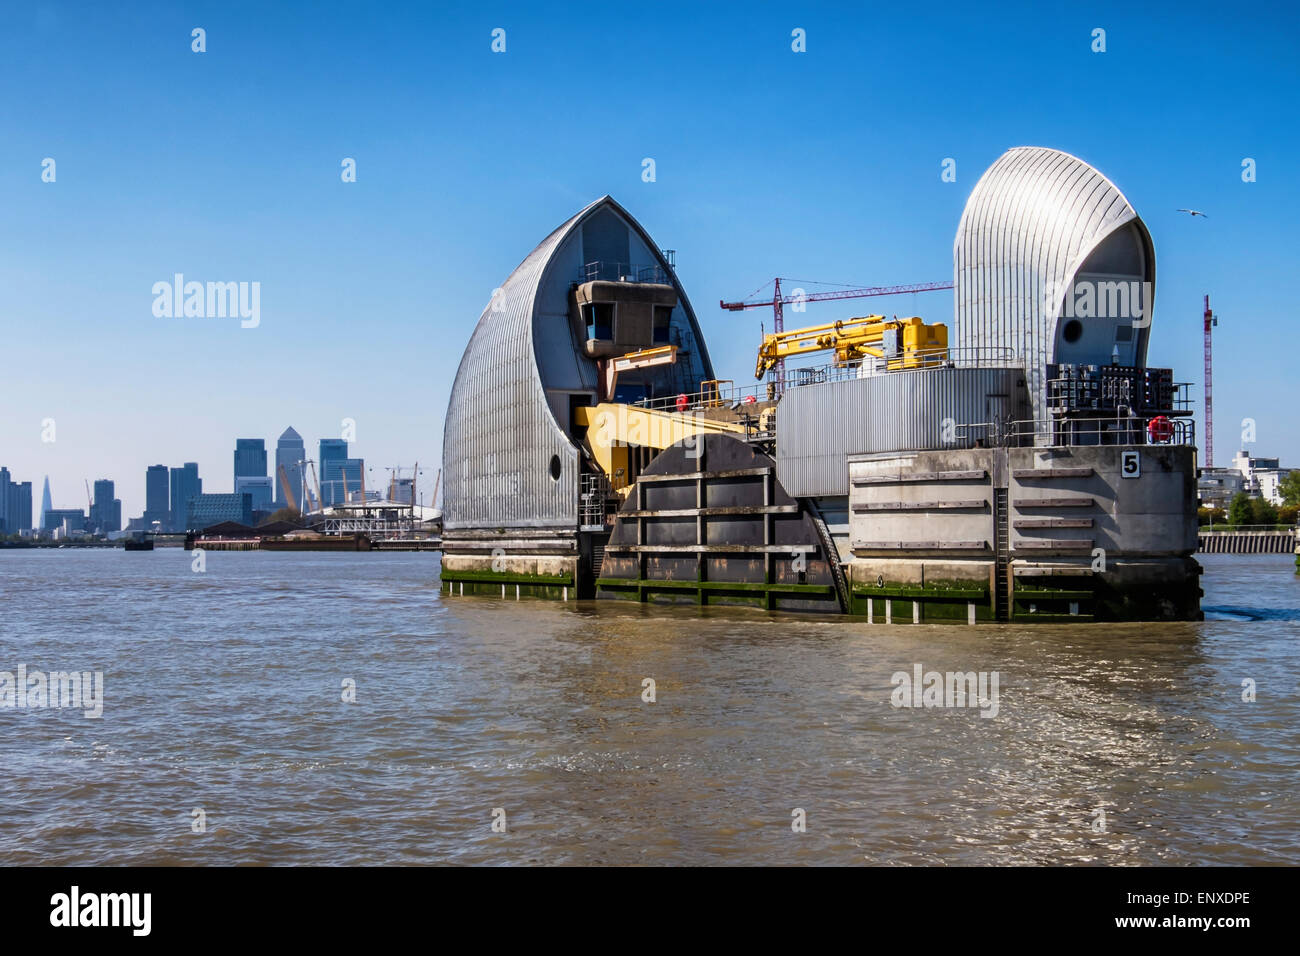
[[653, 305, 673, 344], [583, 302, 614, 340]]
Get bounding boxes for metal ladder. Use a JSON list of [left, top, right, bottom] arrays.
[[805, 498, 849, 614], [994, 488, 1010, 621]]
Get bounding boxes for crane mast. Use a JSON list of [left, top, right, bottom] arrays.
[[1203, 295, 1217, 468]]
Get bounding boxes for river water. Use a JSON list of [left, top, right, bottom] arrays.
[[0, 549, 1296, 865]]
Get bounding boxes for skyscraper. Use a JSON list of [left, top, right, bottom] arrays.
[[274, 427, 305, 511], [144, 465, 170, 528], [0, 467, 11, 533], [169, 463, 202, 531], [12, 481, 32, 533], [319, 439, 348, 506], [234, 438, 267, 484], [90, 479, 122, 534], [390, 476, 414, 505], [40, 477, 52, 531], [319, 438, 347, 473], [0, 468, 26, 534], [321, 457, 364, 506]]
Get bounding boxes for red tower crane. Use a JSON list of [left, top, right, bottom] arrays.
[[1203, 294, 1217, 468], [720, 278, 953, 393]]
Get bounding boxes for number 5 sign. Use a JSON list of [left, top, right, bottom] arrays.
[[1121, 450, 1140, 478]]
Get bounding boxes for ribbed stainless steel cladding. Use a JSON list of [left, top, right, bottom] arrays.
[[953, 146, 1154, 425], [442, 214, 578, 531], [775, 366, 1032, 497]]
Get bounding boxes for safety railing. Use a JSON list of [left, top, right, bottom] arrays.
[[578, 262, 673, 285], [843, 345, 1021, 377], [579, 472, 615, 529], [1045, 371, 1196, 415], [953, 415, 1196, 448], [636, 380, 772, 413]]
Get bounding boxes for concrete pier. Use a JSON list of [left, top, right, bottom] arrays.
[[845, 443, 1202, 622]]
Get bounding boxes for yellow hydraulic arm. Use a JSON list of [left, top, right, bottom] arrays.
[[574, 403, 746, 493], [755, 314, 947, 378], [601, 344, 678, 401]]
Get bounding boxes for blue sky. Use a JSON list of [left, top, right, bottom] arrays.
[[1, 0, 1296, 520]]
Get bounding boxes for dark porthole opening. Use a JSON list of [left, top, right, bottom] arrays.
[[1062, 319, 1083, 343], [549, 455, 561, 481]]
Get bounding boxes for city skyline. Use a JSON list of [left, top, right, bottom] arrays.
[[0, 421, 433, 531]]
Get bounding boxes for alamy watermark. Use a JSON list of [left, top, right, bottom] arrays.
[[152, 274, 260, 328], [1046, 279, 1153, 327], [0, 665, 104, 718], [589, 406, 702, 458], [891, 663, 999, 718], [50, 886, 150, 936]]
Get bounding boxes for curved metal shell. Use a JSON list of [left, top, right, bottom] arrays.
[[442, 196, 714, 531], [953, 147, 1155, 422]]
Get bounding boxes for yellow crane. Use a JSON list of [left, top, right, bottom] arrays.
[[754, 314, 947, 379]]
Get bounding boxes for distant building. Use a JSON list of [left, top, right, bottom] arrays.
[[187, 493, 253, 531], [144, 464, 170, 528], [90, 479, 122, 534], [319, 439, 347, 481], [321, 457, 364, 506], [1198, 468, 1245, 510], [318, 439, 353, 505], [234, 476, 274, 514], [0, 468, 33, 534], [169, 463, 202, 531], [1230, 450, 1292, 506], [390, 476, 415, 505], [43, 508, 85, 533], [1255, 468, 1291, 506], [234, 438, 267, 484], [0, 467, 10, 532], [274, 427, 305, 510], [9, 481, 32, 535]]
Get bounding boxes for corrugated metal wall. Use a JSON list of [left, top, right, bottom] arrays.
[[775, 367, 1030, 497], [953, 147, 1152, 425], [442, 208, 578, 531], [442, 196, 714, 531]]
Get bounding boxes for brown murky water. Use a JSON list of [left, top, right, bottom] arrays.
[[0, 550, 1296, 865]]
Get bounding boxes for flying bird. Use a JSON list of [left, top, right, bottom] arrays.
[[1176, 209, 1208, 218]]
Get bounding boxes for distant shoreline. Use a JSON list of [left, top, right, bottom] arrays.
[[0, 541, 121, 549]]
